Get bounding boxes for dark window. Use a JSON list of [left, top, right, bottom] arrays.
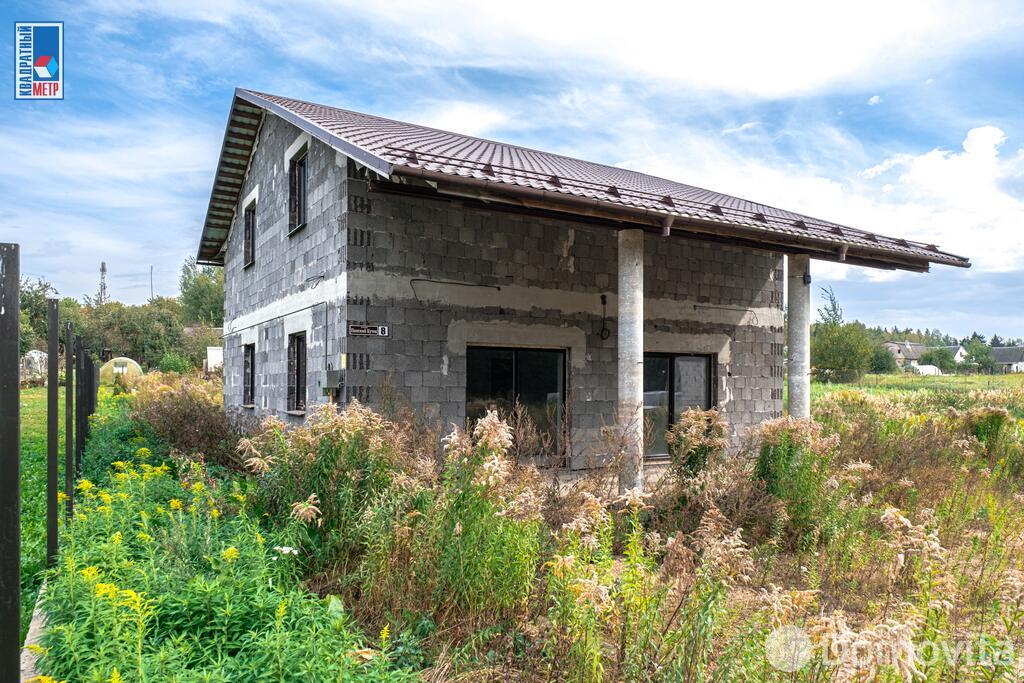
[[467, 346, 565, 443], [288, 148, 307, 234], [643, 353, 715, 456], [287, 332, 306, 412], [243, 202, 256, 268], [242, 344, 255, 406]]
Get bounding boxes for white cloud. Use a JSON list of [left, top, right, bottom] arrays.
[[722, 121, 760, 135], [82, 0, 1024, 99], [410, 101, 511, 137], [867, 95, 882, 105]]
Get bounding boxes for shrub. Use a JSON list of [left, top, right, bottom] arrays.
[[665, 408, 729, 480], [752, 417, 839, 548], [81, 390, 168, 484], [241, 401, 428, 575], [158, 350, 193, 373], [130, 371, 238, 467]]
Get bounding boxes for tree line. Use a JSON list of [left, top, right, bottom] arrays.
[[810, 287, 1019, 382], [19, 258, 224, 371]]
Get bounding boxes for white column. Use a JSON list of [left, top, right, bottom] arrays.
[[786, 254, 811, 418], [617, 229, 645, 492]]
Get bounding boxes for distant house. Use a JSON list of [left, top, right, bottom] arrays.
[[884, 341, 926, 368], [993, 346, 1024, 374], [883, 341, 967, 369]]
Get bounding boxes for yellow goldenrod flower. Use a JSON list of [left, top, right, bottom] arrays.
[[77, 479, 94, 493], [155, 505, 165, 515], [137, 531, 153, 543], [99, 491, 112, 505], [109, 667, 123, 683], [276, 600, 287, 620], [210, 508, 220, 519], [26, 643, 47, 655], [110, 531, 123, 545], [74, 513, 87, 524], [114, 473, 129, 484], [255, 532, 265, 546], [117, 589, 144, 612], [379, 624, 391, 646], [79, 566, 101, 583], [135, 447, 152, 460], [112, 461, 129, 471], [190, 481, 206, 494], [169, 499, 183, 511], [29, 675, 64, 683], [232, 492, 246, 504], [94, 582, 118, 600], [221, 546, 240, 564], [56, 492, 68, 503]]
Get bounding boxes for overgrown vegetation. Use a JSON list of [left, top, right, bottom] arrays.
[[28, 372, 1024, 681]]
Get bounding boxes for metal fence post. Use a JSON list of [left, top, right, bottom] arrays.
[[75, 336, 84, 473], [0, 244, 20, 680], [47, 300, 59, 566], [64, 322, 74, 519]]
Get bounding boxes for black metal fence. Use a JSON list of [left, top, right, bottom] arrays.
[[1, 243, 100, 680]]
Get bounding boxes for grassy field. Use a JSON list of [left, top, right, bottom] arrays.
[[813, 372, 1024, 397], [18, 385, 69, 642]]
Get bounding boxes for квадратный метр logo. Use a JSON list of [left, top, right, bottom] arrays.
[[15, 22, 63, 100]]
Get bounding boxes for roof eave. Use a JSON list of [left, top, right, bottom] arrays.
[[389, 165, 969, 273]]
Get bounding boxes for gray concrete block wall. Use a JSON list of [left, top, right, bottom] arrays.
[[222, 113, 348, 426], [342, 171, 784, 463]]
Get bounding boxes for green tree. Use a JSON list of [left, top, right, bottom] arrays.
[[870, 345, 898, 373], [964, 340, 996, 374], [19, 310, 34, 355], [179, 257, 224, 325], [920, 347, 956, 373], [811, 288, 873, 383], [19, 276, 58, 346]]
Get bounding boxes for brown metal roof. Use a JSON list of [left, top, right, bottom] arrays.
[[197, 88, 971, 272]]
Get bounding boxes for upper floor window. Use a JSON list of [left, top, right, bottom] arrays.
[[643, 353, 716, 457], [288, 147, 308, 234], [287, 332, 307, 412], [243, 202, 256, 268]]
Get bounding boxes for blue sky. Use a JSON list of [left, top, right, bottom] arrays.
[[2, 0, 1023, 338]]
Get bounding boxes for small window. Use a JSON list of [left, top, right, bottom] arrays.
[[243, 202, 256, 268], [466, 346, 565, 444], [288, 148, 308, 234], [242, 344, 255, 406], [287, 332, 307, 412], [643, 353, 715, 456]]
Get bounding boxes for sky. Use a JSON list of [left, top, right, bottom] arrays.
[[1, 0, 1023, 339]]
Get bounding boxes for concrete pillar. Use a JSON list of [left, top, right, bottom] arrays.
[[617, 229, 645, 492], [786, 254, 811, 418]]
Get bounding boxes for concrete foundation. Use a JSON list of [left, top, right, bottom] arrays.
[[786, 254, 811, 418], [617, 229, 644, 491]]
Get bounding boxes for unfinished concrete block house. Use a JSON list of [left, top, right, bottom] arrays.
[[197, 88, 969, 484]]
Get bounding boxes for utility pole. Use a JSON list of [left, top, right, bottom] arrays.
[[150, 265, 154, 301]]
